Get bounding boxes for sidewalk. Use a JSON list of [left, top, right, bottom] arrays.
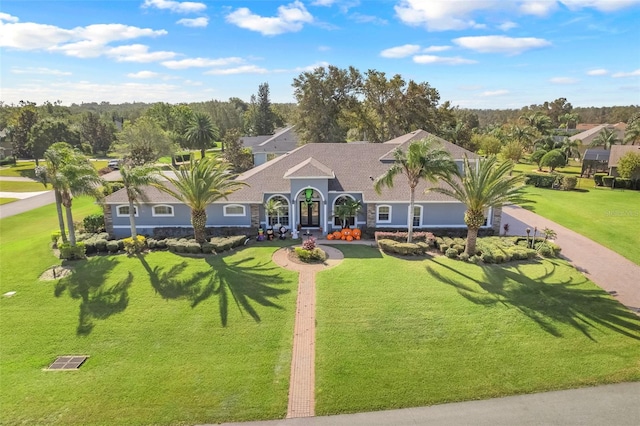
[[216, 382, 640, 426]]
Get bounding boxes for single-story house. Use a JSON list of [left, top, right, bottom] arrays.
[[241, 126, 300, 166], [570, 123, 626, 155], [608, 145, 640, 178], [103, 130, 501, 238]]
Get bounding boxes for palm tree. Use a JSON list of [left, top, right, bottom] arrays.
[[120, 162, 163, 238], [264, 197, 284, 226], [624, 119, 640, 146], [431, 157, 526, 256], [335, 198, 362, 229], [185, 112, 219, 159], [44, 143, 103, 246], [154, 157, 246, 243], [35, 157, 68, 244], [508, 124, 537, 152], [520, 112, 552, 135], [591, 128, 621, 150], [374, 137, 457, 243], [559, 112, 579, 130]]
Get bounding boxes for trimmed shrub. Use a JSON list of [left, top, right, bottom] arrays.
[[95, 239, 108, 252], [123, 235, 146, 255], [445, 248, 459, 258], [201, 241, 215, 254], [378, 239, 426, 256], [541, 149, 567, 171], [209, 235, 246, 252], [51, 231, 61, 247], [594, 173, 607, 186], [614, 178, 631, 189], [374, 231, 436, 246], [295, 247, 327, 262], [481, 252, 495, 263], [83, 214, 105, 233], [185, 242, 202, 254], [530, 149, 548, 169], [106, 241, 120, 253], [561, 176, 577, 191], [459, 252, 470, 262], [59, 242, 86, 260], [602, 176, 615, 188], [0, 156, 16, 166], [524, 173, 558, 188]]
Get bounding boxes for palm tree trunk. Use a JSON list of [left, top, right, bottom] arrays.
[[65, 203, 76, 246], [407, 186, 415, 243], [465, 227, 479, 256], [128, 199, 137, 238], [54, 190, 68, 243], [192, 208, 207, 243], [200, 148, 206, 159]]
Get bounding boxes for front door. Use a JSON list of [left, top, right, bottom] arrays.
[[299, 201, 320, 227]]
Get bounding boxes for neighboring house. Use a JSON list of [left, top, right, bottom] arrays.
[[241, 126, 300, 166], [0, 129, 13, 159], [570, 123, 626, 155], [580, 149, 610, 177], [608, 145, 640, 177], [103, 130, 502, 238]]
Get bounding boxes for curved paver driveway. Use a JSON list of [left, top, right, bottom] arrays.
[[502, 205, 640, 312]]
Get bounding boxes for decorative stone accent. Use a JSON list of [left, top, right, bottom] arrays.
[[492, 205, 502, 234], [366, 203, 376, 228], [103, 204, 114, 238], [250, 204, 260, 228]]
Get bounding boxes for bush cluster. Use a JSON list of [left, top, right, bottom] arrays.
[[374, 231, 436, 246], [377, 239, 431, 256], [83, 213, 105, 233], [0, 157, 16, 166], [431, 236, 559, 264], [162, 235, 247, 255], [524, 173, 560, 188], [123, 235, 146, 254], [294, 247, 327, 262], [59, 242, 86, 260]]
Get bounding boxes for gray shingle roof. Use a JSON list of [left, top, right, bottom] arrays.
[[283, 157, 335, 179], [251, 126, 300, 154], [104, 182, 182, 204], [609, 145, 640, 167], [379, 130, 479, 162]]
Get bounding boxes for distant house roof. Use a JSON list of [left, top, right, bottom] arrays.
[[251, 126, 300, 154], [241, 135, 270, 149], [582, 149, 610, 162], [570, 123, 626, 146], [379, 129, 479, 162], [609, 145, 640, 167]]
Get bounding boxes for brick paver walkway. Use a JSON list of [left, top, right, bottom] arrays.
[[272, 245, 344, 418]]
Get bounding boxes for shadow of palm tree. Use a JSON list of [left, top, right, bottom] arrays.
[[54, 257, 132, 335], [137, 253, 291, 327], [327, 244, 383, 259], [427, 258, 640, 341]]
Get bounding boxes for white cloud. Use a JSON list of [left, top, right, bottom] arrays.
[[350, 13, 388, 25], [394, 0, 495, 31], [454, 35, 551, 54], [550, 77, 579, 84], [560, 0, 640, 12], [312, 0, 338, 5], [226, 1, 313, 36], [289, 61, 331, 73], [519, 1, 558, 16], [413, 55, 477, 65], [127, 71, 160, 79], [0, 12, 19, 22], [612, 69, 640, 77], [380, 44, 421, 58], [423, 45, 451, 53], [11, 67, 71, 76], [205, 65, 269, 75], [587, 69, 609, 76], [106, 44, 177, 62], [142, 0, 206, 14], [162, 57, 245, 69], [498, 21, 518, 31], [481, 89, 509, 96], [176, 17, 208, 27]]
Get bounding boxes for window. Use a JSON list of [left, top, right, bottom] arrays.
[[333, 195, 356, 227], [412, 205, 422, 227], [266, 196, 289, 226], [116, 205, 137, 217], [152, 205, 174, 217], [377, 205, 391, 223], [224, 204, 246, 216]]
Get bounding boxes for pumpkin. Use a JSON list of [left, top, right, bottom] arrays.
[[341, 236, 346, 240], [346, 235, 353, 241], [333, 231, 342, 239], [327, 233, 334, 240], [352, 228, 361, 238], [355, 236, 360, 240], [341, 228, 351, 237]]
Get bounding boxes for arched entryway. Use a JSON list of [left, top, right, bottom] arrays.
[[292, 187, 325, 231]]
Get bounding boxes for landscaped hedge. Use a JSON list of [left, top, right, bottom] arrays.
[[0, 157, 16, 166], [524, 173, 560, 188], [431, 236, 559, 264], [377, 239, 431, 256], [162, 235, 248, 254], [602, 176, 615, 188], [83, 213, 105, 233], [374, 231, 436, 246], [561, 176, 577, 191], [594, 173, 607, 186], [59, 242, 86, 260]]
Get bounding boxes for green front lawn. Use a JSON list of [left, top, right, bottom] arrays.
[[0, 161, 37, 178], [519, 185, 640, 265], [0, 201, 298, 425], [316, 245, 640, 415], [0, 197, 18, 205], [0, 180, 51, 192]]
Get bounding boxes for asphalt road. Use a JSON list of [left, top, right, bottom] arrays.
[[0, 191, 55, 219]]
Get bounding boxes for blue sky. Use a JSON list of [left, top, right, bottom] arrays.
[[1, 0, 639, 109]]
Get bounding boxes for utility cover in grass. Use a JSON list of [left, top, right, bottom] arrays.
[[45, 356, 88, 371]]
